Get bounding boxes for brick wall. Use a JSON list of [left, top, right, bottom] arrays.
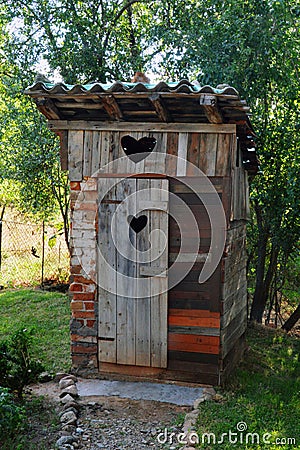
[[69, 179, 98, 373]]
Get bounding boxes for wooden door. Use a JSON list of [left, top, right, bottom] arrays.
[[98, 178, 168, 368]]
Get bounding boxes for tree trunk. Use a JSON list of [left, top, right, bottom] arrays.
[[250, 233, 268, 322], [282, 304, 300, 332], [250, 241, 279, 323], [250, 200, 268, 322]]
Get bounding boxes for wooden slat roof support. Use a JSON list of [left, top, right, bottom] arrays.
[[149, 93, 173, 122], [35, 98, 61, 120], [200, 94, 223, 124], [99, 94, 123, 120]]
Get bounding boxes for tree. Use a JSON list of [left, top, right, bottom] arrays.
[[151, 0, 300, 323], [1, 0, 299, 321]]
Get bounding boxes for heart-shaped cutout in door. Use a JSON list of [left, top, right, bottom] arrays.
[[128, 215, 148, 233], [121, 135, 156, 163]]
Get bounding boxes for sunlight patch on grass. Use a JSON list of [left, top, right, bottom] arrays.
[[0, 288, 71, 372]]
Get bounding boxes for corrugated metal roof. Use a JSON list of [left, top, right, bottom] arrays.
[[25, 79, 259, 174], [25, 79, 240, 96]]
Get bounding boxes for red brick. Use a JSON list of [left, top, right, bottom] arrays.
[[72, 292, 95, 301], [71, 301, 84, 311], [70, 283, 83, 292], [84, 301, 95, 311], [86, 320, 96, 328], [72, 354, 87, 367], [71, 334, 97, 343], [73, 275, 96, 285], [70, 181, 81, 191], [71, 265, 82, 275], [71, 344, 97, 354], [77, 202, 97, 211], [72, 311, 96, 319]]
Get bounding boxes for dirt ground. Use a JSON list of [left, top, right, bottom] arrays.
[[28, 381, 190, 449]]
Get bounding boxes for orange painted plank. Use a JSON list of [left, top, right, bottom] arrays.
[[168, 316, 220, 328], [169, 309, 220, 319], [168, 334, 220, 354]]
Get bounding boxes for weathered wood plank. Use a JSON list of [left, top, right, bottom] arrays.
[[149, 93, 173, 122], [68, 130, 84, 181], [166, 132, 178, 176], [186, 133, 200, 175], [58, 130, 68, 171], [169, 252, 210, 263], [83, 130, 93, 177], [176, 132, 188, 176], [219, 333, 246, 384], [221, 292, 247, 329], [168, 333, 220, 354], [49, 120, 236, 133], [205, 134, 218, 176], [99, 94, 123, 120], [91, 131, 101, 175], [220, 308, 247, 357], [99, 131, 110, 170], [168, 314, 219, 328], [200, 94, 223, 124], [116, 179, 136, 365], [215, 133, 232, 176], [35, 98, 61, 120], [150, 179, 168, 368], [170, 177, 224, 194], [98, 180, 118, 364], [168, 326, 220, 336], [135, 179, 151, 367], [169, 309, 220, 319], [168, 350, 219, 365], [98, 361, 219, 385]]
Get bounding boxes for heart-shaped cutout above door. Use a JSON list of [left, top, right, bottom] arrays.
[[121, 135, 157, 163], [128, 215, 148, 233]]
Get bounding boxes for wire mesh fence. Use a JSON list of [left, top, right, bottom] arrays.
[[0, 217, 69, 287]]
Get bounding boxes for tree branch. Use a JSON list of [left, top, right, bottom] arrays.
[[102, 0, 145, 52]]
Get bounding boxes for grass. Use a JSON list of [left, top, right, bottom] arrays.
[[0, 288, 71, 373], [1, 395, 60, 450], [194, 324, 300, 449], [0, 290, 299, 449]]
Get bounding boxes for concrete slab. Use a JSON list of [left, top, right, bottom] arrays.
[[76, 379, 204, 406]]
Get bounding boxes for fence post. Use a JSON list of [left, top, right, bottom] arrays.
[[0, 220, 2, 271], [41, 221, 45, 286], [0, 206, 5, 271]]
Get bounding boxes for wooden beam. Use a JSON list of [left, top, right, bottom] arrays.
[[200, 94, 223, 124], [48, 120, 236, 134], [149, 93, 172, 122], [35, 97, 61, 120], [98, 94, 123, 120], [57, 102, 105, 110], [56, 130, 68, 171]]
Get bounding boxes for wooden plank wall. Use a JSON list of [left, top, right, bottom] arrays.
[[167, 177, 232, 383], [98, 178, 168, 369], [231, 141, 250, 221], [67, 126, 249, 384], [67, 130, 235, 180], [220, 223, 248, 369]]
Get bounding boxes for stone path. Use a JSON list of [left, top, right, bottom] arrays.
[[77, 379, 204, 406], [30, 376, 215, 450]]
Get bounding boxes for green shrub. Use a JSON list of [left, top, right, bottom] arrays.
[[0, 328, 44, 398], [0, 387, 25, 443]]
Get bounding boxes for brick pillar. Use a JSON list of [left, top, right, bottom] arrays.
[[69, 179, 98, 373]]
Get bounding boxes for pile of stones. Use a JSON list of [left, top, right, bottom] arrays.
[[55, 373, 81, 450]]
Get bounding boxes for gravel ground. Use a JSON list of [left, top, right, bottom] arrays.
[[29, 383, 190, 449], [75, 396, 189, 450]]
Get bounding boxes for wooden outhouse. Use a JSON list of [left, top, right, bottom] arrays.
[[26, 79, 259, 385]]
